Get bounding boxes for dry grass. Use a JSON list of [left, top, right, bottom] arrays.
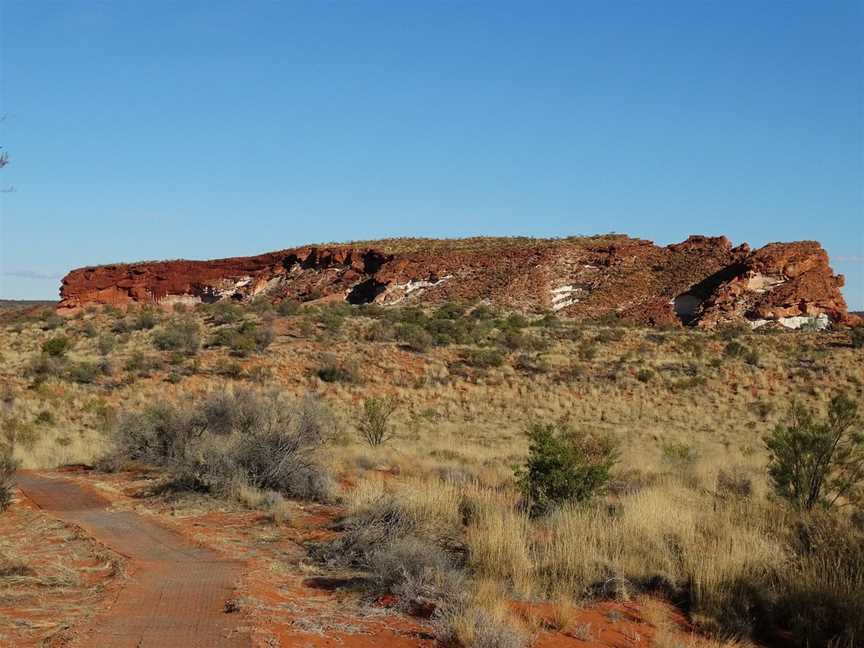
[[1, 301, 862, 646]]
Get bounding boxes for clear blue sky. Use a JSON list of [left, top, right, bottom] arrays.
[[1, 1, 862, 307]]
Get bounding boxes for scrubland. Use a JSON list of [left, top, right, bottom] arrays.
[[0, 299, 862, 647]]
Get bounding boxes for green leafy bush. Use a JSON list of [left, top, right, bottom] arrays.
[[315, 354, 361, 383], [516, 423, 618, 514], [41, 336, 72, 357], [152, 317, 201, 355], [765, 394, 862, 510], [395, 323, 434, 353], [851, 326, 864, 349]]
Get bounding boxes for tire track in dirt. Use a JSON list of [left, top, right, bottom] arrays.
[[15, 472, 249, 648]]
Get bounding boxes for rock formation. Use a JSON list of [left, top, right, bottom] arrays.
[[58, 235, 855, 328]]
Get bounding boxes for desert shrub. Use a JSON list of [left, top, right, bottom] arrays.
[[107, 388, 335, 502], [276, 299, 301, 316], [208, 302, 244, 325], [851, 326, 864, 349], [152, 317, 201, 355], [66, 361, 101, 384], [365, 321, 394, 342], [468, 304, 496, 320], [635, 368, 654, 383], [356, 396, 398, 447], [124, 351, 163, 376], [744, 349, 760, 366], [25, 353, 64, 383], [516, 423, 618, 515], [315, 307, 345, 333], [41, 336, 72, 357], [213, 359, 244, 379], [211, 320, 274, 356], [111, 318, 131, 334], [512, 353, 549, 374], [131, 308, 159, 330], [395, 323, 433, 352], [765, 394, 862, 510], [81, 322, 97, 338], [40, 314, 64, 330], [97, 333, 117, 356], [367, 536, 461, 611], [0, 449, 17, 512], [462, 348, 504, 369], [315, 353, 361, 384], [499, 328, 549, 352], [577, 342, 597, 361], [723, 341, 746, 358]]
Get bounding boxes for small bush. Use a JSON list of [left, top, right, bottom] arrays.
[[211, 320, 274, 357], [276, 299, 301, 316], [152, 317, 201, 355], [131, 309, 159, 330], [356, 396, 398, 447], [463, 348, 504, 369], [97, 333, 117, 356], [66, 361, 101, 384], [850, 326, 864, 349], [315, 354, 361, 384], [724, 341, 746, 358], [635, 368, 654, 383], [106, 388, 335, 503], [42, 336, 72, 357], [516, 423, 618, 515], [395, 323, 434, 353], [765, 394, 862, 510], [0, 449, 17, 512]]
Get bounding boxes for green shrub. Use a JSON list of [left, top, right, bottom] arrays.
[[765, 394, 862, 510], [356, 396, 398, 447], [851, 326, 864, 349], [0, 449, 17, 512], [211, 320, 274, 357], [40, 314, 64, 331], [152, 317, 201, 355], [395, 323, 434, 353], [42, 336, 72, 357], [208, 302, 244, 325], [516, 423, 618, 515], [635, 368, 654, 383], [315, 354, 361, 384], [66, 361, 101, 384], [276, 299, 301, 316], [724, 340, 746, 358], [463, 348, 504, 369], [131, 308, 159, 330], [97, 333, 117, 356]]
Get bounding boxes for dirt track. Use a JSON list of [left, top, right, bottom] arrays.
[[15, 472, 248, 648]]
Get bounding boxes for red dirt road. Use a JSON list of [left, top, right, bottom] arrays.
[[15, 472, 249, 648]]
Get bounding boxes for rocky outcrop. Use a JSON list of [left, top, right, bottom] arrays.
[[58, 235, 853, 328]]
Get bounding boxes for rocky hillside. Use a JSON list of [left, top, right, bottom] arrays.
[[58, 234, 854, 329]]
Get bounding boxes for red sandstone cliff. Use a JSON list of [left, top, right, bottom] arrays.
[[58, 235, 853, 329]]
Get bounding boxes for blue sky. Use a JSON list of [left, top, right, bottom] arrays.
[[1, 1, 861, 307]]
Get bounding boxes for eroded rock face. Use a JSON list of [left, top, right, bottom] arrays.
[[58, 235, 853, 328]]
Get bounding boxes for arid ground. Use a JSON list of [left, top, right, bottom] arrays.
[[1, 300, 862, 647]]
